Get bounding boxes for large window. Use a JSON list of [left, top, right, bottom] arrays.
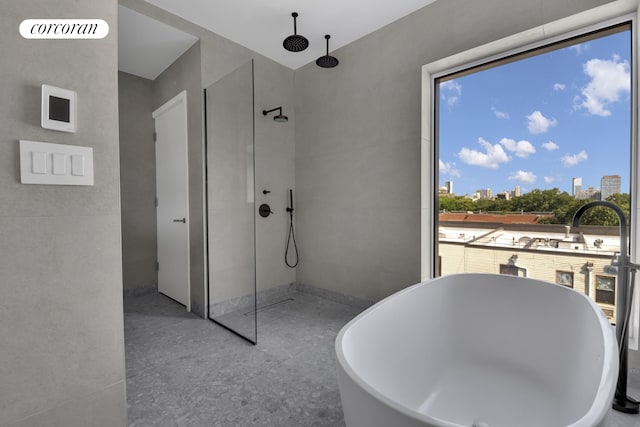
[[432, 22, 632, 323]]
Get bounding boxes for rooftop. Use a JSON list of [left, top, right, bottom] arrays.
[[439, 212, 553, 224], [439, 221, 620, 256]]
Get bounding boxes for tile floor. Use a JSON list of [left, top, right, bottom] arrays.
[[124, 291, 360, 426], [124, 292, 640, 427]]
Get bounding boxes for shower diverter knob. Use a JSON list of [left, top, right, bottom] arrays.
[[259, 204, 273, 218]]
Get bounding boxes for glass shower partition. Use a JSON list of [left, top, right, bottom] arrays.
[[204, 60, 257, 344]]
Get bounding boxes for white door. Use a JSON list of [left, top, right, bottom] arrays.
[[153, 91, 190, 309]]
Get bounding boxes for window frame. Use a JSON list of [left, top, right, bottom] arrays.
[[500, 264, 527, 277], [556, 271, 574, 288], [595, 275, 617, 305], [421, 8, 639, 348]]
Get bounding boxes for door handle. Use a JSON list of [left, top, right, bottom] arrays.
[[173, 218, 186, 223]]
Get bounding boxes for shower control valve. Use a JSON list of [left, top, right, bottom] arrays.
[[259, 204, 273, 218]]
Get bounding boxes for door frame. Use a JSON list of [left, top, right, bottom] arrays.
[[152, 90, 191, 311]]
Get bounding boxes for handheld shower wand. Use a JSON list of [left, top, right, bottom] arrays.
[[285, 189, 299, 268]]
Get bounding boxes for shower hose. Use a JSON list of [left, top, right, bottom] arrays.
[[285, 189, 299, 268]]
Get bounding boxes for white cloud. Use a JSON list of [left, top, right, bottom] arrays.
[[569, 43, 590, 55], [577, 55, 630, 117], [439, 160, 461, 177], [553, 83, 566, 91], [458, 137, 510, 169], [544, 176, 554, 184], [561, 150, 588, 167], [527, 110, 558, 134], [492, 108, 509, 119], [509, 170, 537, 184], [542, 141, 559, 151], [499, 138, 536, 158], [440, 80, 462, 107]]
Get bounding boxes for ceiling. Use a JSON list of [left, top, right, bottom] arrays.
[[118, 6, 198, 80], [118, 0, 439, 79]]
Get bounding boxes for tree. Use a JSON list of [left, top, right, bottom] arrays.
[[607, 193, 630, 213], [439, 188, 630, 226], [549, 198, 587, 224], [439, 195, 474, 212], [490, 198, 512, 213]]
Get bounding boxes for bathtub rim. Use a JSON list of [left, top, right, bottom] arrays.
[[335, 273, 619, 427]]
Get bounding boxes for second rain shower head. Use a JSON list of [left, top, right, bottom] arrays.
[[263, 107, 288, 123], [283, 12, 309, 52], [316, 35, 339, 68]]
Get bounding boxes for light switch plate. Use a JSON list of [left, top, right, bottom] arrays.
[[31, 152, 47, 174], [20, 140, 93, 186], [71, 154, 84, 176], [52, 153, 66, 175]]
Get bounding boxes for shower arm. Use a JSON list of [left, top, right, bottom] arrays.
[[292, 12, 298, 35], [263, 107, 282, 116]]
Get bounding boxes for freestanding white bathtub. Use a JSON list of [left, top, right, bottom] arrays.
[[336, 273, 618, 427]]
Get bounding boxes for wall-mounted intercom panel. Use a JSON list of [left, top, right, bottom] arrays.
[[41, 84, 77, 133]]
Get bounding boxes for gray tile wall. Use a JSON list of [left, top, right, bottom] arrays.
[[0, 1, 127, 426], [293, 0, 617, 302], [119, 71, 157, 296]]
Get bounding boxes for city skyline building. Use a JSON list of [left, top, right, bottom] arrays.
[[439, 180, 454, 195], [572, 177, 582, 197], [445, 180, 453, 194], [511, 186, 521, 198], [439, 176, 625, 202], [473, 188, 492, 200], [601, 175, 621, 200]]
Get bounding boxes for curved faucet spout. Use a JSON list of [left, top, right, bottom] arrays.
[[572, 200, 629, 264], [572, 200, 627, 234]]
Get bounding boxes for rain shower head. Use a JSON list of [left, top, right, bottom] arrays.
[[316, 35, 339, 68], [283, 12, 309, 52], [263, 107, 288, 123]]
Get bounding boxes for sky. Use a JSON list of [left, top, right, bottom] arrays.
[[438, 28, 631, 198]]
